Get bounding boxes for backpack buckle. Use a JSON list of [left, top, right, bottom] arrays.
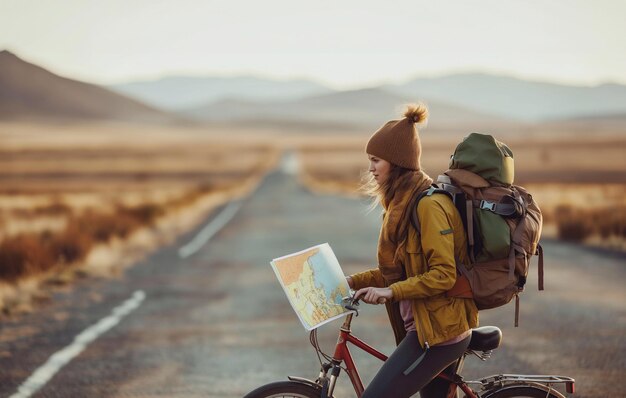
[[480, 200, 496, 211]]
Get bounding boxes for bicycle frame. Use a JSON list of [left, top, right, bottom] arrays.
[[330, 313, 388, 396], [323, 313, 479, 398], [303, 306, 574, 398]]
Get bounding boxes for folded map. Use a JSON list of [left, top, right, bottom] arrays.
[[271, 243, 352, 330]]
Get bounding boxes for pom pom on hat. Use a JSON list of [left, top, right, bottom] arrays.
[[404, 103, 429, 125], [365, 103, 428, 170]]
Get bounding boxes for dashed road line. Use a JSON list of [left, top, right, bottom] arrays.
[[10, 290, 146, 398], [178, 200, 243, 258]]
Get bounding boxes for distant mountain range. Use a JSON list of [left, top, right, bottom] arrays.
[[112, 76, 332, 110], [0, 50, 176, 123], [182, 87, 519, 133], [110, 72, 626, 123], [1, 49, 625, 134], [385, 74, 626, 122]]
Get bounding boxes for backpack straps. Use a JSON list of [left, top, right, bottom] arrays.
[[408, 185, 453, 235], [537, 244, 544, 291], [465, 199, 476, 264], [473, 198, 521, 217], [515, 294, 520, 327], [512, 243, 544, 328], [509, 210, 534, 282]]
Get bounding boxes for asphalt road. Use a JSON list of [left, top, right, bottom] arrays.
[[0, 158, 624, 398]]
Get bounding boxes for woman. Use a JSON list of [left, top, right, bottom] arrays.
[[347, 104, 478, 398]]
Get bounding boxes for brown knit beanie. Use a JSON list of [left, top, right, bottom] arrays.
[[366, 103, 428, 170]]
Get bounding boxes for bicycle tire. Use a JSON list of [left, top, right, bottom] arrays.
[[243, 380, 323, 398], [482, 383, 566, 398]]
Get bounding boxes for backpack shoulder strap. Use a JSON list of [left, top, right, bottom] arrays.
[[537, 244, 544, 291], [409, 185, 454, 235]]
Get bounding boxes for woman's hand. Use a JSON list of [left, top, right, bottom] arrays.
[[354, 287, 393, 305]]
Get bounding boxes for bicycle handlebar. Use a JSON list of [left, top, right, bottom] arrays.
[[342, 290, 390, 319], [342, 295, 361, 315]]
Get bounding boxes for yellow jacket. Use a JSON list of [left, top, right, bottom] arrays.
[[350, 193, 479, 348]]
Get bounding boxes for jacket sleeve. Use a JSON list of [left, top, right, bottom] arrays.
[[349, 268, 386, 289], [389, 196, 457, 300]]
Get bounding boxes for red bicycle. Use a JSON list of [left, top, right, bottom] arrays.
[[244, 297, 575, 398]]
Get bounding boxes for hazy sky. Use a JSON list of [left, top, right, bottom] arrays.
[[1, 0, 625, 89]]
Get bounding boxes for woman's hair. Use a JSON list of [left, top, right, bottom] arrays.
[[361, 164, 420, 211]]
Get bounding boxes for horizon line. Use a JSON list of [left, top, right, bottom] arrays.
[[2, 48, 624, 91]]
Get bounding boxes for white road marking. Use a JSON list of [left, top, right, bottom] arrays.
[[178, 200, 243, 258], [10, 290, 146, 398], [280, 151, 300, 175], [178, 151, 294, 259]]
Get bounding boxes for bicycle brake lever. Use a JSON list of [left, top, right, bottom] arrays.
[[342, 296, 360, 306], [342, 296, 360, 316]]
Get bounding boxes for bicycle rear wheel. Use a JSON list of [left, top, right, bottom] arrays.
[[243, 380, 322, 398], [482, 383, 566, 398]]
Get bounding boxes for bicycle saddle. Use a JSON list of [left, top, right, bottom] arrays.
[[468, 326, 502, 351]]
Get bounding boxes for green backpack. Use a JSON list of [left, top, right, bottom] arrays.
[[410, 133, 544, 326]]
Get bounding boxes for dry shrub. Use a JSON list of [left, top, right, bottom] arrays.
[[189, 186, 206, 197], [0, 203, 170, 282], [554, 205, 594, 242], [48, 225, 93, 264], [553, 204, 626, 242], [595, 207, 626, 238], [74, 203, 168, 241], [118, 203, 165, 226], [0, 234, 55, 281], [69, 212, 139, 242]]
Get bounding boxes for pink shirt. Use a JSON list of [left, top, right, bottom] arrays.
[[399, 300, 416, 332], [399, 299, 472, 345]]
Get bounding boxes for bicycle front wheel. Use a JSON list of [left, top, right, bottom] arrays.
[[243, 380, 322, 398], [482, 383, 566, 398]]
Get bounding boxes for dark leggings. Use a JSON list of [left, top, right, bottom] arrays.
[[361, 331, 471, 398]]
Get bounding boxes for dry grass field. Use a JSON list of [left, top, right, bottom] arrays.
[[0, 120, 281, 314]]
